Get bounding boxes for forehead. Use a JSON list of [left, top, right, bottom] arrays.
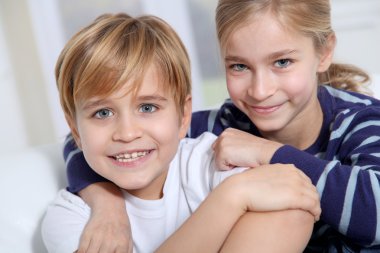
[[131, 64, 168, 96], [226, 12, 315, 60], [78, 63, 171, 106], [115, 63, 172, 100]]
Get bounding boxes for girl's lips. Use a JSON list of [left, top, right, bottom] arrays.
[[249, 104, 282, 114]]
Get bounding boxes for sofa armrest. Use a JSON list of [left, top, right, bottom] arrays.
[[0, 143, 66, 253]]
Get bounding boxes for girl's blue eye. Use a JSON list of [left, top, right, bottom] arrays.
[[275, 59, 291, 68], [231, 64, 248, 72], [139, 104, 157, 113], [94, 109, 113, 119]]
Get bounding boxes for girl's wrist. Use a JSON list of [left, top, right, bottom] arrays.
[[260, 141, 283, 165]]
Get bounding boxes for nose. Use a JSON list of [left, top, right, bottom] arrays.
[[112, 115, 142, 143], [247, 70, 276, 101]]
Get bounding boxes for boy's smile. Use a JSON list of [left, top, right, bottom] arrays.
[[113, 150, 152, 163], [75, 64, 191, 200]]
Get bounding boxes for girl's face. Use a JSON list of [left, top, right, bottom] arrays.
[[224, 12, 334, 142]]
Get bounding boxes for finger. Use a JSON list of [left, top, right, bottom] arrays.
[[77, 233, 91, 253], [85, 238, 101, 253], [214, 156, 235, 171], [114, 244, 132, 253], [296, 186, 321, 220], [211, 139, 217, 150]]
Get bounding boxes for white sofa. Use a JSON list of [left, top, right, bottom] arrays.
[[0, 143, 66, 253]]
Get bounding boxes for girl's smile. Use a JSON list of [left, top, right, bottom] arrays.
[[247, 102, 285, 115], [224, 11, 331, 148]]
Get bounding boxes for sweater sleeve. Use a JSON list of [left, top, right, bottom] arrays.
[[64, 135, 109, 193], [271, 141, 380, 247]]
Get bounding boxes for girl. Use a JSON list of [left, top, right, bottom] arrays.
[[63, 0, 380, 252]]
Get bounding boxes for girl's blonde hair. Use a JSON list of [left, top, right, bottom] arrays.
[[216, 0, 370, 93], [56, 13, 191, 141]]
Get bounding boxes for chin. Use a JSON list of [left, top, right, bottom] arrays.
[[117, 180, 149, 191]]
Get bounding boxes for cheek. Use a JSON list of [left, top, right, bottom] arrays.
[[226, 75, 247, 100], [76, 120, 103, 155], [284, 69, 318, 99]]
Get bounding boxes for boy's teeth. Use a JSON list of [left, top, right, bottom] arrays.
[[115, 151, 148, 162]]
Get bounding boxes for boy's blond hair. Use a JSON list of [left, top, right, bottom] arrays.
[[56, 13, 191, 141]]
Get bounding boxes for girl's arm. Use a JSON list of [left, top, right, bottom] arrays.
[[76, 183, 132, 253], [156, 164, 320, 252], [64, 136, 132, 252], [213, 118, 380, 247]]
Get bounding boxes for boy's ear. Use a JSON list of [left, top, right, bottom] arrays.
[[179, 95, 192, 139], [317, 33, 336, 73], [66, 116, 82, 149]]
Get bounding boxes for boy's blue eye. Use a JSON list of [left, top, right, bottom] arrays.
[[94, 109, 113, 119], [139, 104, 157, 113], [275, 59, 291, 68], [231, 64, 248, 72]]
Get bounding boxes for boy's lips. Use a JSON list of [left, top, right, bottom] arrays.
[[111, 150, 153, 163]]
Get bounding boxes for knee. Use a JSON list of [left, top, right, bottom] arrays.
[[271, 209, 314, 245]]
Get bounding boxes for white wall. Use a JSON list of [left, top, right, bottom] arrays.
[[0, 0, 59, 153], [0, 16, 28, 151], [0, 0, 379, 153], [331, 0, 380, 97], [332, 1, 380, 72]]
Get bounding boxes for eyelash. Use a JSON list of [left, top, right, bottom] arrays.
[[91, 104, 159, 120], [230, 63, 248, 72], [229, 58, 293, 72], [139, 104, 158, 113], [93, 108, 114, 119], [274, 59, 292, 68]]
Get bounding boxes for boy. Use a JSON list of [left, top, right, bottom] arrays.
[[42, 13, 320, 253]]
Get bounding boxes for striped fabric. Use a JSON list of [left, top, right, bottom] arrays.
[[189, 85, 380, 252]]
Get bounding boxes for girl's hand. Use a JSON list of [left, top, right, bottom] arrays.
[[76, 182, 133, 253], [224, 164, 321, 221], [77, 206, 133, 253], [212, 128, 283, 170]]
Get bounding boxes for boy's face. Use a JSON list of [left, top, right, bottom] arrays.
[[74, 64, 191, 200]]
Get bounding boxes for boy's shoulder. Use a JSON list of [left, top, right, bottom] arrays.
[[190, 99, 254, 137], [174, 132, 217, 182], [179, 132, 217, 152]]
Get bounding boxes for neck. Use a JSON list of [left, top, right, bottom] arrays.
[[263, 98, 323, 150], [127, 170, 167, 200]]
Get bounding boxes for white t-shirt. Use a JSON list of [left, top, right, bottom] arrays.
[[41, 132, 246, 253]]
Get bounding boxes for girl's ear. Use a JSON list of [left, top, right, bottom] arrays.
[[179, 95, 192, 139], [317, 33, 336, 73]]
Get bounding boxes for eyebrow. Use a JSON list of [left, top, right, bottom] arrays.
[[268, 49, 298, 61], [81, 94, 169, 111], [135, 95, 169, 103], [81, 99, 109, 111], [225, 49, 298, 62]]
